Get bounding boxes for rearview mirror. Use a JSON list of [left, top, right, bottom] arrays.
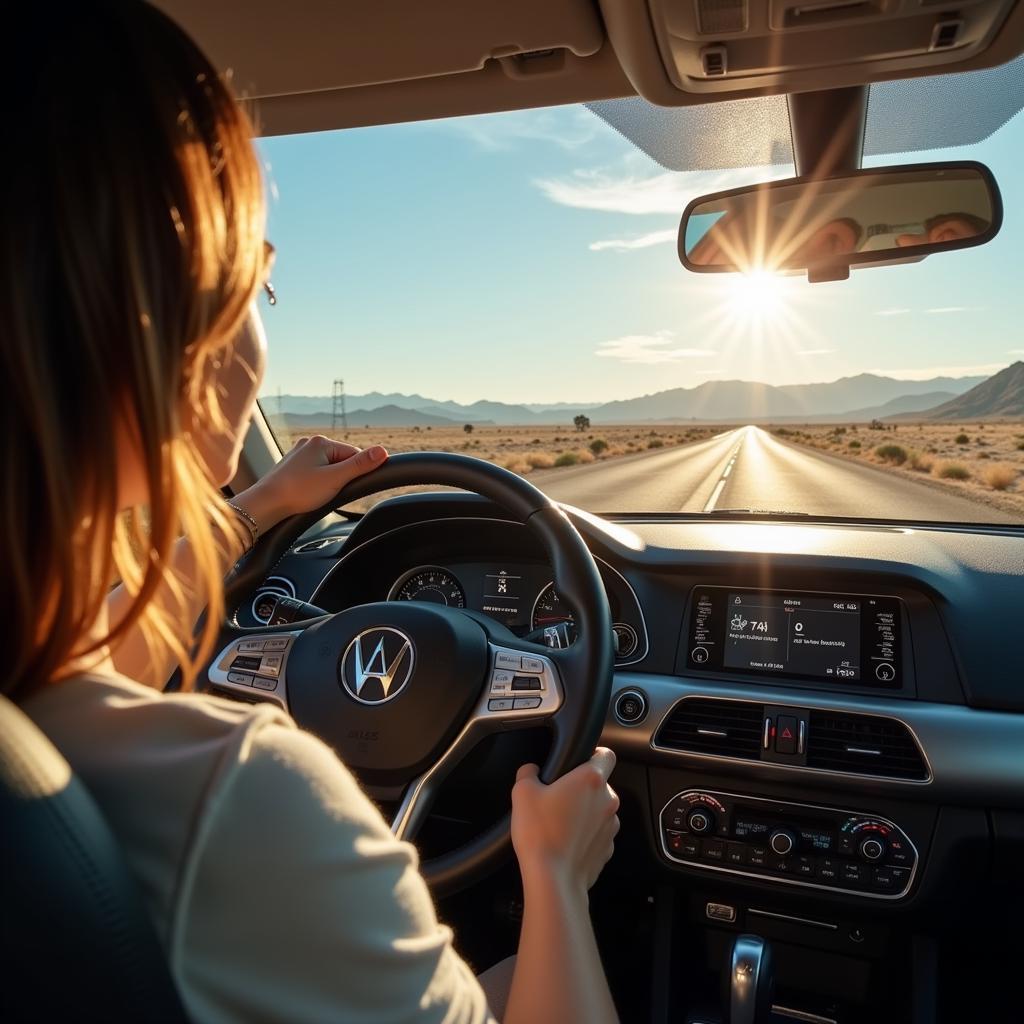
[[679, 161, 1002, 283]]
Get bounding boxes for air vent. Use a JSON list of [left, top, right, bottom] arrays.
[[655, 698, 764, 759], [806, 711, 928, 780]]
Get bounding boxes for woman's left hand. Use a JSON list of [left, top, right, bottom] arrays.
[[232, 435, 389, 534]]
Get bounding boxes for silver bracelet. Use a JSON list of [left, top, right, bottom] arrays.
[[226, 501, 259, 548]]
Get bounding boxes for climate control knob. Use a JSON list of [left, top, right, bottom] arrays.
[[859, 836, 886, 862], [769, 829, 797, 856], [687, 808, 716, 835]]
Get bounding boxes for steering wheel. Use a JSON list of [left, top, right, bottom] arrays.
[[203, 452, 614, 895]]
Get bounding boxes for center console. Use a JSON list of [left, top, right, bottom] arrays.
[[659, 790, 918, 900]]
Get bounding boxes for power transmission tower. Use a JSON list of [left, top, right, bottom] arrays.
[[332, 379, 348, 435]]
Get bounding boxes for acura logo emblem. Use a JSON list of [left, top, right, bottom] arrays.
[[340, 627, 415, 705]]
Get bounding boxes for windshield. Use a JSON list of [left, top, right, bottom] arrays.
[[256, 92, 1023, 524]]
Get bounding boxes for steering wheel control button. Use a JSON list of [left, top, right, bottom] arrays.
[[520, 656, 546, 674], [774, 715, 798, 755], [258, 654, 283, 677], [226, 672, 254, 686], [494, 651, 522, 671], [488, 698, 515, 712], [513, 697, 542, 710], [253, 677, 278, 691], [512, 675, 543, 691], [237, 639, 267, 653], [231, 655, 263, 671], [490, 670, 514, 694], [263, 637, 291, 652]]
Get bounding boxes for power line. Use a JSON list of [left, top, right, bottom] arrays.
[[332, 379, 348, 435]]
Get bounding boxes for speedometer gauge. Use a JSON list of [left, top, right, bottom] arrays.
[[531, 582, 574, 631], [388, 566, 466, 608]]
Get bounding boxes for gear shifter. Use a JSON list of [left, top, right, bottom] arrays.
[[724, 934, 774, 1024]]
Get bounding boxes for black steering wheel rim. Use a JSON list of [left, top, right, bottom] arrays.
[[218, 452, 614, 895]]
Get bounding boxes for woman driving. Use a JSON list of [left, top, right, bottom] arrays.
[[5, 3, 620, 1022]]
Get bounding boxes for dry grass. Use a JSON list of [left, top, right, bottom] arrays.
[[980, 463, 1018, 491], [777, 421, 1024, 515]]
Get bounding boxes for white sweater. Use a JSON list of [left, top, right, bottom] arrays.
[[25, 672, 495, 1024]]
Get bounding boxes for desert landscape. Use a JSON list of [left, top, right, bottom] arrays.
[[773, 421, 1024, 516]]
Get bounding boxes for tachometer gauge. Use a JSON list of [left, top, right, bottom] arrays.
[[388, 566, 466, 608], [531, 582, 574, 631]]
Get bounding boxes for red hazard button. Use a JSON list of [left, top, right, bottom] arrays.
[[775, 715, 798, 755]]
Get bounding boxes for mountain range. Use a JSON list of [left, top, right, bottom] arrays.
[[262, 366, 1023, 427]]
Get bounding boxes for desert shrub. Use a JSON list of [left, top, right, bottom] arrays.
[[501, 457, 531, 474], [576, 449, 595, 463], [647, 438, 665, 449], [977, 451, 991, 459], [907, 449, 933, 472], [981, 463, 1017, 490], [554, 452, 579, 467], [954, 433, 970, 444], [875, 444, 907, 465], [589, 438, 609, 456], [526, 451, 555, 469], [531, 437, 541, 445], [773, 427, 793, 437], [848, 440, 861, 449], [1017, 441, 1024, 451], [936, 461, 970, 480]]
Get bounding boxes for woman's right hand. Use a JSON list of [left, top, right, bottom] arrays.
[[511, 747, 620, 893]]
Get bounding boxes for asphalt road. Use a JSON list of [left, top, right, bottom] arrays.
[[537, 425, 1019, 523]]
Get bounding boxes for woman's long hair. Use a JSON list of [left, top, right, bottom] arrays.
[[2, 1, 265, 698]]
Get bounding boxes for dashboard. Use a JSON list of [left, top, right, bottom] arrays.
[[231, 492, 1023, 933]]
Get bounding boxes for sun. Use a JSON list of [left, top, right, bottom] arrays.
[[726, 269, 785, 323]]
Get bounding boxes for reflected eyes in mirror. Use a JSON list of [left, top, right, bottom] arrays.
[[679, 162, 1001, 283]]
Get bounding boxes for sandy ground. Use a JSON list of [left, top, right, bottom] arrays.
[[772, 421, 1024, 518]]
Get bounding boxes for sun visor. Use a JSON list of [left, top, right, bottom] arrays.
[[587, 53, 1024, 170]]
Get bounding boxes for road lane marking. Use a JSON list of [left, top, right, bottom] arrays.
[[702, 435, 745, 512]]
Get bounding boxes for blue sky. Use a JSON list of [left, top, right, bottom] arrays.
[[257, 102, 1023, 405]]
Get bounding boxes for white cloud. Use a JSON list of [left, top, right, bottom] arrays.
[[1009, 349, 1024, 355], [864, 363, 1006, 380], [794, 348, 836, 356], [435, 108, 602, 152], [874, 308, 911, 316], [596, 330, 715, 365], [589, 228, 676, 252], [536, 165, 781, 216], [924, 306, 981, 314]]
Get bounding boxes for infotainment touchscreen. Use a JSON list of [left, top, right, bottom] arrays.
[[685, 587, 902, 687]]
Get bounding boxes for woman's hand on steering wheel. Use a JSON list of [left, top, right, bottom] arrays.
[[512, 747, 620, 893], [234, 435, 389, 532]]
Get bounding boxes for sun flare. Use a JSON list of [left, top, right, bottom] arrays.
[[726, 269, 785, 323]]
